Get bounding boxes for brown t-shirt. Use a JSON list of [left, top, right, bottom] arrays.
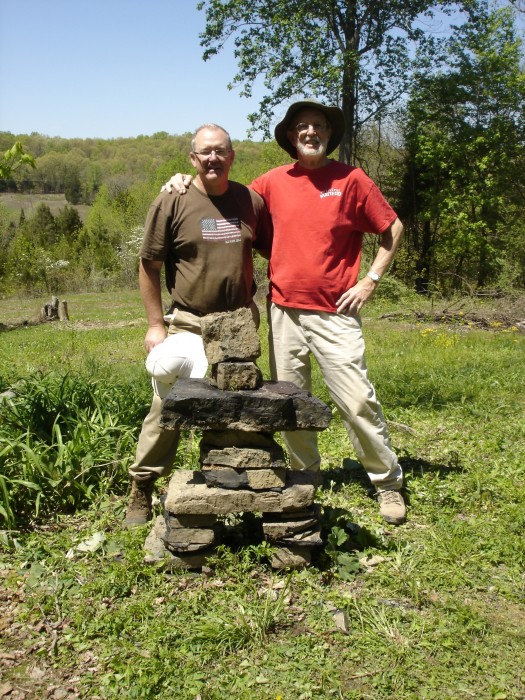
[[140, 181, 272, 315]]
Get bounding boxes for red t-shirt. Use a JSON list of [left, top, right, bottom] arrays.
[[251, 160, 397, 312]]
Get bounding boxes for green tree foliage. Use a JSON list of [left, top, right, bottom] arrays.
[[55, 205, 83, 241], [22, 203, 57, 246], [0, 204, 16, 283], [196, 0, 471, 162], [0, 141, 36, 184], [77, 179, 157, 286], [0, 133, 285, 296], [398, 3, 525, 292], [1, 203, 89, 295]]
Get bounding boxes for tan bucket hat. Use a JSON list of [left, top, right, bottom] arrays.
[[274, 98, 345, 159]]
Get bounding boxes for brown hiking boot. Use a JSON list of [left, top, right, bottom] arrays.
[[122, 479, 155, 529], [376, 489, 406, 525]]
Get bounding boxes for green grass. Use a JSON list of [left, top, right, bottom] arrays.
[[0, 288, 145, 326], [0, 291, 524, 699]]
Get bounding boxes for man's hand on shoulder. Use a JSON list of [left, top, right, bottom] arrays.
[[161, 174, 193, 195]]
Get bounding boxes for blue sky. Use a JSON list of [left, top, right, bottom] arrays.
[[1, 1, 523, 142], [0, 0, 268, 141]]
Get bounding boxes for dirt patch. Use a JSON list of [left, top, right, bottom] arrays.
[[0, 569, 83, 699]]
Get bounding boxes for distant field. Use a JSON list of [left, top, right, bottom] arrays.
[[0, 192, 90, 221], [0, 289, 146, 327]]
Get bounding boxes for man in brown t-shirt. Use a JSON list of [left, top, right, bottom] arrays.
[[123, 123, 272, 529]]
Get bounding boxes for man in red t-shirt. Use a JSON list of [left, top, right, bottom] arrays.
[[166, 99, 406, 525]]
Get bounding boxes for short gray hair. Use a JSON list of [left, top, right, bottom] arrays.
[[191, 124, 233, 152]]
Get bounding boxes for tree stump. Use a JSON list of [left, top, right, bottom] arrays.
[[39, 296, 69, 322]]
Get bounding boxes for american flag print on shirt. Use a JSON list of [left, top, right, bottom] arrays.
[[200, 217, 242, 243]]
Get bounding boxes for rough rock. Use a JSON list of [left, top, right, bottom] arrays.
[[261, 512, 319, 539], [161, 379, 332, 432], [201, 430, 280, 449], [200, 445, 286, 469], [201, 466, 287, 490], [274, 525, 323, 548], [271, 546, 312, 570], [164, 513, 218, 528], [143, 517, 211, 569], [161, 525, 217, 552], [212, 361, 263, 391], [164, 470, 315, 515], [200, 308, 261, 363]]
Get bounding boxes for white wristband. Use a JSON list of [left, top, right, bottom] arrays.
[[367, 271, 381, 282]]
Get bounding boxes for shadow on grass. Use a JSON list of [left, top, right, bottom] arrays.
[[319, 504, 380, 548], [321, 458, 374, 493], [401, 454, 464, 479], [322, 455, 463, 494]]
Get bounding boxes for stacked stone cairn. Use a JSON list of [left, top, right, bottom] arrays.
[[144, 308, 332, 571]]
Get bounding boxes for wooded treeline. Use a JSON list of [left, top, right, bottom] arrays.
[[1, 1, 524, 298]]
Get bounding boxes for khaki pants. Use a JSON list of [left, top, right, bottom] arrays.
[[128, 309, 203, 482], [268, 302, 403, 490]]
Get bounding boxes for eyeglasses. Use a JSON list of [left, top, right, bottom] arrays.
[[291, 122, 330, 134], [192, 148, 231, 159]]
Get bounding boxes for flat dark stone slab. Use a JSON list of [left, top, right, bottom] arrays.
[[160, 379, 332, 432], [201, 466, 287, 491]]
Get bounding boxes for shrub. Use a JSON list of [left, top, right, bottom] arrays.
[[0, 372, 147, 529]]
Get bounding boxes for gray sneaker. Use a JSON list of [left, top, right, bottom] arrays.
[[377, 489, 406, 525]]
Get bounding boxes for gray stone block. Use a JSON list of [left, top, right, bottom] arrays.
[[143, 517, 210, 570], [162, 526, 217, 552], [200, 445, 286, 469], [201, 466, 287, 491], [201, 429, 281, 450], [200, 308, 261, 363], [164, 470, 315, 515], [271, 546, 312, 570], [212, 362, 263, 391], [262, 513, 319, 539], [165, 513, 218, 528]]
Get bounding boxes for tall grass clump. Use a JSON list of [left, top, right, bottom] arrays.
[[0, 371, 149, 529]]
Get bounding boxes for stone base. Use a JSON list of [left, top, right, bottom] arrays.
[[271, 546, 312, 570], [144, 511, 322, 572], [164, 469, 316, 515], [144, 519, 212, 570], [201, 466, 287, 491]]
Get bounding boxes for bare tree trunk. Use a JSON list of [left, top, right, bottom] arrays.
[[58, 300, 69, 321], [337, 3, 358, 165]]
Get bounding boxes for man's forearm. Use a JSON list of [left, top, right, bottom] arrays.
[[369, 218, 404, 278], [139, 259, 165, 328]]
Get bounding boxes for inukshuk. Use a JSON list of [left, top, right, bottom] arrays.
[[144, 307, 332, 570]]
